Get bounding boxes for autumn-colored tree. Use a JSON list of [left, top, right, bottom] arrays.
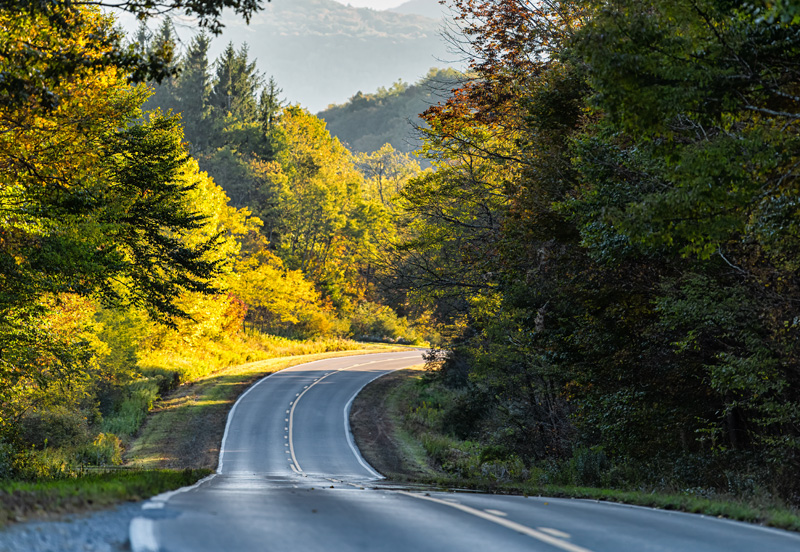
[[394, 0, 800, 500], [0, 7, 227, 446], [252, 106, 387, 308], [356, 144, 422, 207]]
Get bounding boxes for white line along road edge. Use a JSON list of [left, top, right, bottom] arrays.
[[343, 370, 402, 479], [129, 352, 420, 552], [398, 492, 596, 552], [288, 356, 420, 474]]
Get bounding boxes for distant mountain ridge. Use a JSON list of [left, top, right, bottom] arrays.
[[319, 68, 463, 156], [389, 0, 449, 20], [211, 0, 460, 111], [116, 0, 460, 111]]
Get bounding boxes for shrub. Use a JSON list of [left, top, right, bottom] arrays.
[[19, 407, 90, 450], [76, 433, 123, 466], [101, 381, 159, 437]]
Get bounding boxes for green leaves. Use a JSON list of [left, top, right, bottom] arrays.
[[394, 0, 800, 497]]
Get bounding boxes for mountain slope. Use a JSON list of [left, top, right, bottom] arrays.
[[389, 0, 449, 20], [319, 68, 463, 154], [212, 0, 459, 111]]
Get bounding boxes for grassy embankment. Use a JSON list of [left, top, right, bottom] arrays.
[[351, 369, 800, 533], [0, 469, 210, 526], [0, 340, 405, 526], [127, 343, 409, 469]]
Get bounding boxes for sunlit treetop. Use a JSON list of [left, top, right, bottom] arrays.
[[0, 0, 265, 111]]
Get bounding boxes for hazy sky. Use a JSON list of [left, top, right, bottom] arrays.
[[332, 0, 408, 9], [112, 0, 452, 111]]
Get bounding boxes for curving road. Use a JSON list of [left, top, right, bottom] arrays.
[[129, 351, 800, 552]]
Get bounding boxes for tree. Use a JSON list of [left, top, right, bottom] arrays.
[[356, 144, 422, 207], [209, 42, 262, 124], [390, 0, 800, 500], [568, 0, 800, 482], [251, 106, 386, 307], [0, 7, 227, 442], [258, 76, 285, 134], [145, 18, 180, 114], [0, 0, 263, 114], [173, 33, 213, 152]]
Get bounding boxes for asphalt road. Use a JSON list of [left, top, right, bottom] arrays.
[[129, 351, 800, 552]]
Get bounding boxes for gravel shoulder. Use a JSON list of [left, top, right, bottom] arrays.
[[0, 501, 141, 552]]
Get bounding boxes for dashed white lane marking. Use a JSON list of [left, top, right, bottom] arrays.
[[130, 517, 158, 552], [289, 356, 420, 474], [485, 509, 507, 517], [539, 527, 572, 539], [399, 492, 594, 552], [131, 353, 423, 552]]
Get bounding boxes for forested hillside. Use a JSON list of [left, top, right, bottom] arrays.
[[4, 0, 800, 514], [319, 68, 463, 154], [0, 7, 428, 480], [388, 0, 800, 504]]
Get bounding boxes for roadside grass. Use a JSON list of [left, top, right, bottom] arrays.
[[412, 477, 800, 532], [0, 345, 404, 526], [356, 369, 800, 533], [0, 469, 210, 527], [127, 345, 408, 470], [103, 335, 377, 440]]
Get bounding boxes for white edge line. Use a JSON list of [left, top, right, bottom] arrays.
[[130, 352, 424, 552], [343, 369, 403, 480], [398, 492, 594, 552]]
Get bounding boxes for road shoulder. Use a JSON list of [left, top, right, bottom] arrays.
[[348, 366, 437, 481]]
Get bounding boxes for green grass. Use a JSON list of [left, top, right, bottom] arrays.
[[377, 371, 800, 533], [103, 334, 392, 442], [127, 346, 408, 469], [0, 469, 210, 527]]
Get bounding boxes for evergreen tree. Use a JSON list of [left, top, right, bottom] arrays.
[[209, 42, 262, 124], [258, 76, 285, 134], [146, 18, 179, 114], [174, 33, 212, 152]]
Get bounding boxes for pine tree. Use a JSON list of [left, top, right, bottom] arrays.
[[174, 33, 212, 152], [258, 76, 285, 133], [209, 42, 262, 124], [147, 18, 179, 114]]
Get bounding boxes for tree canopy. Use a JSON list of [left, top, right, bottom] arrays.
[[388, 0, 800, 501]]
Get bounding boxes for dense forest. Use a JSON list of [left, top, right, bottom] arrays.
[[2, 0, 800, 510], [392, 0, 800, 503], [0, 7, 427, 478]]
